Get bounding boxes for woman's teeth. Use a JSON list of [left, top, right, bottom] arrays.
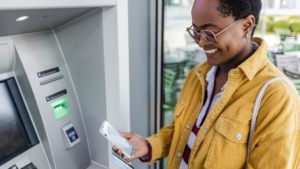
[[205, 49, 218, 54]]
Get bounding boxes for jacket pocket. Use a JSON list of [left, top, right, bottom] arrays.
[[173, 100, 186, 118], [204, 115, 250, 169]]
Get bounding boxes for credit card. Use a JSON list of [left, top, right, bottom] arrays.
[[112, 151, 134, 169]]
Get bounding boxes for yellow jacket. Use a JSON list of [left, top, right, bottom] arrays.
[[146, 37, 300, 169]]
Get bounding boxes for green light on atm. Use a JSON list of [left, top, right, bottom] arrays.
[[51, 97, 70, 120]]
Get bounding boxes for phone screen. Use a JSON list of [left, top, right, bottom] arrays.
[[103, 123, 133, 156]]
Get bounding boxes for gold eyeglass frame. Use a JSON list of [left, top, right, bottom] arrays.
[[186, 19, 240, 44]]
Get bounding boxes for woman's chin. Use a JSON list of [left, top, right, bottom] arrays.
[[207, 58, 220, 66]]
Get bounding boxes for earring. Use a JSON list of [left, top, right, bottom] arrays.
[[244, 32, 248, 39]]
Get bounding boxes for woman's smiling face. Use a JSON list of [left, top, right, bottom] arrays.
[[192, 0, 248, 66]]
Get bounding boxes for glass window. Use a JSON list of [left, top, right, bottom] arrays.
[[281, 0, 296, 8], [162, 1, 204, 127], [269, 0, 275, 8], [159, 0, 300, 168], [162, 1, 205, 168]]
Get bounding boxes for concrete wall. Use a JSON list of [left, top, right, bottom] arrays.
[[128, 0, 151, 169]]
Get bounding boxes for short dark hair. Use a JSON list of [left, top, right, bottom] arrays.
[[217, 0, 262, 37]]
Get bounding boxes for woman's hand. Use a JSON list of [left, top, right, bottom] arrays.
[[112, 131, 149, 162]]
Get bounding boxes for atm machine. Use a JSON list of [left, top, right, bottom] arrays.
[[0, 1, 130, 169]]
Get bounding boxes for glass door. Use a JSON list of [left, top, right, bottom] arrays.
[[161, 0, 206, 168]]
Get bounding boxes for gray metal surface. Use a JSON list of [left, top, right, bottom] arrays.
[[0, 0, 115, 10], [86, 162, 108, 169], [12, 31, 90, 169], [0, 144, 51, 169], [128, 0, 151, 168], [14, 49, 54, 169], [0, 44, 10, 73], [0, 37, 15, 73], [54, 8, 109, 167], [149, 1, 157, 169], [102, 4, 131, 168], [155, 1, 164, 168], [40, 75, 64, 86], [0, 8, 96, 37]]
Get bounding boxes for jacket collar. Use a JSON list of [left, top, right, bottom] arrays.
[[195, 37, 269, 81]]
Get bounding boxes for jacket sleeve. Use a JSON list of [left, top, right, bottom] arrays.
[[144, 119, 175, 164], [247, 81, 300, 169], [143, 66, 198, 164]]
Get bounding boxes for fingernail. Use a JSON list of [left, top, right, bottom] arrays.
[[113, 146, 115, 150], [124, 156, 126, 160], [118, 149, 120, 153]]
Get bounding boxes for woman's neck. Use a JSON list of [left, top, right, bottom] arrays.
[[218, 40, 255, 77]]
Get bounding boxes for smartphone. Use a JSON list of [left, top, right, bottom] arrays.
[[112, 151, 134, 169], [99, 121, 134, 158]]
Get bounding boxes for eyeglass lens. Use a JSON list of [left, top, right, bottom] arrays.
[[190, 29, 200, 41], [201, 30, 216, 43], [189, 28, 217, 44]]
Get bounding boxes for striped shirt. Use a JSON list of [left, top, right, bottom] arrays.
[[179, 66, 227, 169]]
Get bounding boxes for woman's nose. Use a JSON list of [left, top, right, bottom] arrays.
[[198, 35, 208, 48]]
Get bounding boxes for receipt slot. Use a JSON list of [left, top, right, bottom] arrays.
[[61, 123, 81, 149], [51, 97, 70, 120]]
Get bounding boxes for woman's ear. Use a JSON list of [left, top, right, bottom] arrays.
[[243, 15, 256, 39]]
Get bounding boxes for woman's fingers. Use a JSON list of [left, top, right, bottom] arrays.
[[112, 145, 118, 153], [118, 131, 135, 139], [112, 146, 134, 162], [117, 148, 123, 157], [122, 154, 134, 162], [125, 155, 135, 162], [112, 146, 124, 158]]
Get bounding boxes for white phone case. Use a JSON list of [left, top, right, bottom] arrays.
[[99, 121, 134, 158], [112, 151, 134, 169]]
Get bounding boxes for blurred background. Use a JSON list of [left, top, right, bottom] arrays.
[[161, 0, 300, 168]]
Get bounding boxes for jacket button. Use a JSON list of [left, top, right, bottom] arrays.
[[221, 100, 224, 104], [203, 127, 207, 131], [234, 71, 238, 74], [198, 71, 202, 74], [186, 125, 190, 130], [177, 152, 181, 157], [236, 134, 242, 140]]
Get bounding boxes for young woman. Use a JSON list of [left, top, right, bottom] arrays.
[[114, 0, 300, 168]]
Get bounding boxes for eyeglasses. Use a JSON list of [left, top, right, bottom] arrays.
[[186, 19, 240, 44]]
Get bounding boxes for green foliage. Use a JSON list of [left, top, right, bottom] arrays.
[[267, 15, 274, 20], [273, 16, 290, 31], [289, 19, 300, 33], [255, 15, 300, 34], [287, 15, 300, 22], [257, 17, 273, 32]]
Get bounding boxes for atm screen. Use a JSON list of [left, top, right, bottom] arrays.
[[0, 82, 31, 162]]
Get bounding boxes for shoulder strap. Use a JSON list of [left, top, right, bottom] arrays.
[[245, 78, 299, 169]]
